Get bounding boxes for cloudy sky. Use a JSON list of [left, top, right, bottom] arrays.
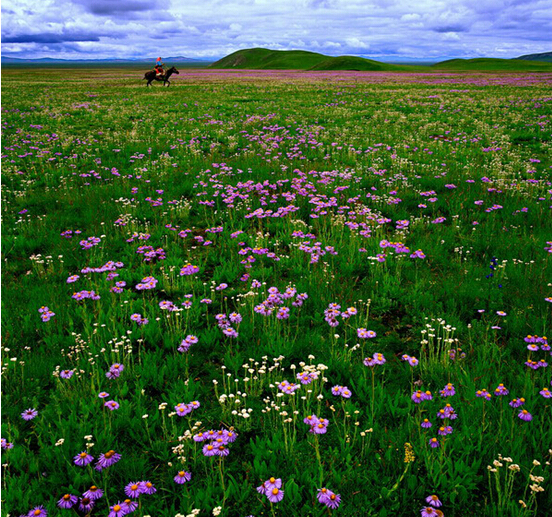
[[2, 0, 551, 61]]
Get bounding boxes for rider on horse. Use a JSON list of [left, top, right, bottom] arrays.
[[155, 57, 164, 77]]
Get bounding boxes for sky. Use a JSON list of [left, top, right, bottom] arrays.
[[1, 0, 551, 62]]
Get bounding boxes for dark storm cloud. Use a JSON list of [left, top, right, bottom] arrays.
[[73, 0, 170, 16], [3, 31, 102, 43], [432, 25, 469, 33]]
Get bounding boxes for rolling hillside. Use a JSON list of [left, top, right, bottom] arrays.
[[209, 48, 331, 70], [432, 58, 552, 71]]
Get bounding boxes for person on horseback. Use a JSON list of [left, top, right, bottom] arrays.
[[154, 57, 164, 77]]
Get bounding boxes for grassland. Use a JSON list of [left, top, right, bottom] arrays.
[[1, 67, 552, 517]]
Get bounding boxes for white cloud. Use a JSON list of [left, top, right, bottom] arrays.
[[1, 0, 550, 60]]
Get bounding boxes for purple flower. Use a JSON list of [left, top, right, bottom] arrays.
[[215, 445, 230, 456], [476, 389, 491, 401], [78, 497, 95, 513], [317, 488, 341, 509], [104, 400, 120, 411], [509, 398, 525, 408], [325, 492, 341, 509], [27, 506, 48, 517], [175, 403, 193, 416], [1, 439, 14, 449], [122, 500, 138, 513], [73, 451, 94, 466], [21, 408, 38, 421], [174, 471, 192, 484], [421, 507, 444, 517], [429, 437, 440, 448], [426, 495, 442, 508], [357, 328, 376, 339], [540, 388, 552, 398], [310, 418, 329, 434], [109, 363, 124, 375], [124, 482, 143, 498], [440, 384, 455, 397], [95, 450, 121, 471], [108, 502, 127, 517], [412, 391, 424, 404], [98, 391, 110, 398], [139, 481, 156, 495], [57, 494, 78, 509], [372, 353, 386, 365], [180, 264, 199, 275], [202, 443, 217, 456], [494, 384, 509, 396], [421, 419, 432, 429], [518, 409, 533, 421], [266, 487, 284, 503], [83, 486, 103, 500], [60, 370, 74, 379]]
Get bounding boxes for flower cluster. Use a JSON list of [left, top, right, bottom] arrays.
[[195, 428, 237, 457], [175, 400, 200, 417], [363, 353, 386, 367], [106, 363, 124, 379], [130, 313, 148, 325], [180, 264, 199, 275], [331, 385, 352, 398], [135, 276, 158, 290], [178, 335, 198, 353], [38, 306, 55, 322], [73, 449, 121, 471], [317, 487, 341, 509], [304, 414, 329, 434], [278, 380, 300, 394], [79, 236, 101, 249], [257, 477, 284, 503], [215, 313, 239, 338]]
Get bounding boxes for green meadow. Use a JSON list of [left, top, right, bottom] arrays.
[[1, 66, 551, 517]]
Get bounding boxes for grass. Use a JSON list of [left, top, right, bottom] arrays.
[[1, 66, 552, 517]]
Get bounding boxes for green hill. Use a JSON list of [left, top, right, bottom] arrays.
[[208, 48, 427, 71], [308, 55, 426, 72], [209, 49, 552, 72], [209, 48, 329, 70], [432, 58, 552, 71]]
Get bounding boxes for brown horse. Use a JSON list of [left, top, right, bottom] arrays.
[[143, 66, 179, 87]]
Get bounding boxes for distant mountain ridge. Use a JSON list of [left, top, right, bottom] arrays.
[[515, 52, 552, 62], [209, 48, 552, 72], [2, 56, 211, 64]]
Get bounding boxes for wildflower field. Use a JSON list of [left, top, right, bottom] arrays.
[[2, 67, 552, 517]]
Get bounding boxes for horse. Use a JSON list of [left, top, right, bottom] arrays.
[[143, 66, 179, 87]]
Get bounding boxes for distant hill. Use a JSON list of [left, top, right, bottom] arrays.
[[210, 48, 552, 72], [209, 48, 427, 71], [516, 52, 552, 63], [309, 56, 428, 72], [209, 48, 330, 70], [432, 58, 552, 72], [2, 56, 211, 65]]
